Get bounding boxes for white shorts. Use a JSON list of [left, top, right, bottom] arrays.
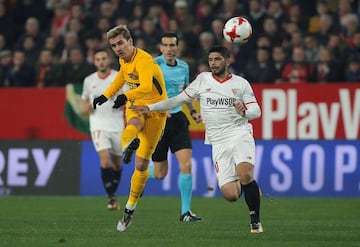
[[211, 130, 256, 188], [91, 130, 123, 156]]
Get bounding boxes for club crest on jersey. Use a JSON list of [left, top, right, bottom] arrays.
[[232, 88, 239, 95], [128, 73, 138, 80]]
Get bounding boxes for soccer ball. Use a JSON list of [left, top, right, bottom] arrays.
[[223, 16, 252, 45]]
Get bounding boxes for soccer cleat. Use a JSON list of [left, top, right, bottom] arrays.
[[107, 197, 120, 210], [179, 210, 203, 222], [117, 208, 135, 232], [250, 222, 264, 233], [122, 138, 140, 164]]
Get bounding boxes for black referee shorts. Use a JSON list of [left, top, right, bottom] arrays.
[[152, 111, 192, 162]]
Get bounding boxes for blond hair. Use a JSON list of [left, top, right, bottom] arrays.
[[106, 24, 132, 41]]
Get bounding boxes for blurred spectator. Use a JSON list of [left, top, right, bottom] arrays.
[[59, 46, 95, 85], [344, 55, 360, 82], [94, 17, 112, 41], [0, 50, 12, 87], [336, 0, 354, 30], [174, 0, 194, 32], [197, 1, 216, 32], [43, 36, 61, 63], [281, 47, 314, 83], [66, 17, 86, 47], [11, 0, 49, 32], [15, 17, 46, 51], [316, 13, 337, 46], [21, 35, 41, 65], [287, 3, 308, 31], [244, 47, 276, 83], [0, 2, 17, 49], [35, 49, 56, 88], [341, 13, 359, 46], [266, 0, 288, 26], [83, 32, 100, 64], [147, 2, 170, 31], [271, 46, 288, 83], [128, 4, 145, 38], [308, 0, 331, 33], [69, 3, 93, 30], [217, 0, 243, 21], [183, 21, 202, 59], [0, 34, 6, 51], [284, 30, 304, 55], [304, 33, 323, 64], [326, 33, 348, 65], [197, 31, 215, 63], [247, 0, 266, 37], [137, 17, 163, 53], [313, 47, 343, 83], [262, 16, 286, 47], [345, 31, 360, 61], [5, 50, 36, 87], [49, 3, 71, 39], [210, 18, 225, 45], [59, 31, 80, 64]]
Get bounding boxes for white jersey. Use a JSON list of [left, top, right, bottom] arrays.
[[81, 69, 126, 132], [184, 72, 258, 144]]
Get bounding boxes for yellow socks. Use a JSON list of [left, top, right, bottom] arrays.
[[126, 168, 149, 209]]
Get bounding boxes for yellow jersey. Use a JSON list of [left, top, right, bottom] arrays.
[[103, 48, 167, 105]]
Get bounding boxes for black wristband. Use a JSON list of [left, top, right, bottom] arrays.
[[190, 109, 197, 115]]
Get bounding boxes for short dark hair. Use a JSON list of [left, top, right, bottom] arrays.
[[94, 48, 109, 55], [208, 45, 230, 58], [161, 32, 179, 45]]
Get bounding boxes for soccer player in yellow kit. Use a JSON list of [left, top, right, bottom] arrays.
[[93, 25, 168, 232]]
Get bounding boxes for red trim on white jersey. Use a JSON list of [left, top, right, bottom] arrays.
[[212, 73, 233, 83], [97, 69, 112, 80], [184, 90, 196, 99]]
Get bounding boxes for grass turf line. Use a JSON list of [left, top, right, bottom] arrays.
[[0, 196, 359, 247]]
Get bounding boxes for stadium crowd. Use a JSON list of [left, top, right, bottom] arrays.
[[1, 0, 360, 87]]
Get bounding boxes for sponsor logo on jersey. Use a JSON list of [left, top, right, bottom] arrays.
[[232, 88, 239, 95], [128, 73, 138, 80], [127, 81, 140, 90], [206, 97, 237, 106]]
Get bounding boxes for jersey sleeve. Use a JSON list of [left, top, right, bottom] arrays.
[[183, 73, 202, 98], [148, 91, 192, 111], [103, 70, 125, 99], [81, 77, 90, 100], [242, 80, 261, 120]]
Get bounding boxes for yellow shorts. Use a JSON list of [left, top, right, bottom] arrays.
[[126, 108, 167, 160]]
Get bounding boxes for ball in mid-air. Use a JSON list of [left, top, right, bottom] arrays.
[[223, 16, 252, 45]]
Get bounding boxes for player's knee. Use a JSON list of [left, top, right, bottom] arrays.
[[179, 162, 192, 174], [238, 173, 253, 185], [100, 158, 111, 168], [223, 193, 239, 202], [221, 188, 240, 202], [153, 169, 167, 179]]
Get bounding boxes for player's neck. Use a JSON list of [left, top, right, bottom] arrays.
[[124, 47, 137, 62], [98, 68, 111, 79], [166, 58, 177, 67], [213, 72, 231, 82]]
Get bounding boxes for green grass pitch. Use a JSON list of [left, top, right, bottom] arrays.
[[1, 196, 359, 247]]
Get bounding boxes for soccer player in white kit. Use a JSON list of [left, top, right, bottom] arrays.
[[130, 45, 263, 233], [81, 49, 126, 210]]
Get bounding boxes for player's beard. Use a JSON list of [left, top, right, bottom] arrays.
[[212, 66, 226, 77]]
